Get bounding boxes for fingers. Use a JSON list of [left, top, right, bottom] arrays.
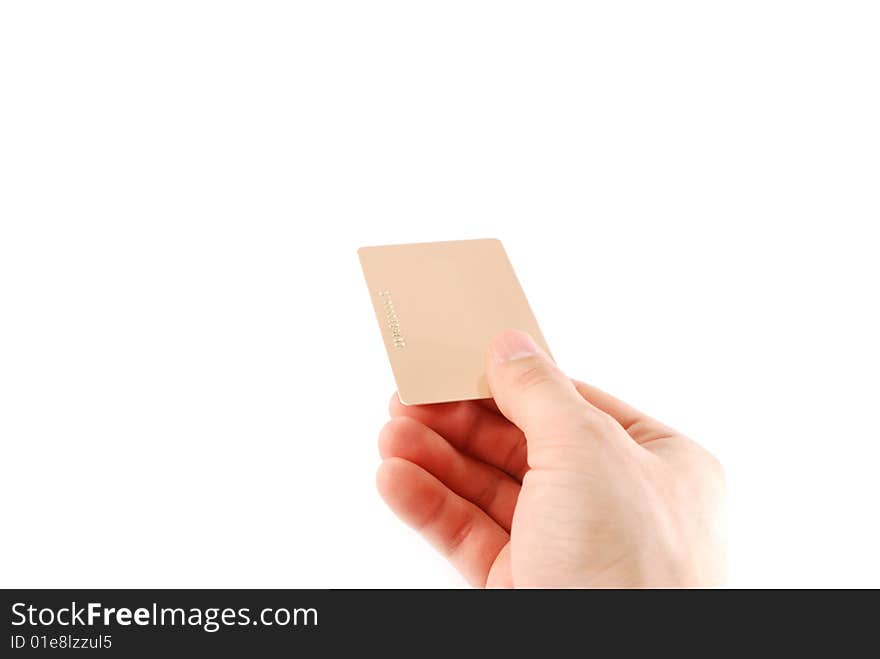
[[485, 330, 615, 448], [379, 416, 520, 531], [573, 380, 677, 445], [376, 457, 509, 588], [389, 394, 529, 481]]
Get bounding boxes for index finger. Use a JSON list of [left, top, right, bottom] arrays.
[[572, 380, 677, 445]]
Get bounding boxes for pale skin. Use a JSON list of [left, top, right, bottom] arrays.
[[376, 330, 726, 587]]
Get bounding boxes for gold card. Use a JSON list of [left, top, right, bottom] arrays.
[[358, 239, 550, 405]]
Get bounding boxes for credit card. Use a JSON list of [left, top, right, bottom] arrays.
[[358, 239, 550, 404]]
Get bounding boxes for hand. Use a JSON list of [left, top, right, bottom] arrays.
[[376, 330, 725, 587]]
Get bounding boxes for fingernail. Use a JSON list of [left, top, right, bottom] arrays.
[[490, 330, 540, 364]]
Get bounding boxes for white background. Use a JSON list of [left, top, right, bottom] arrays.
[[1, 2, 878, 588]]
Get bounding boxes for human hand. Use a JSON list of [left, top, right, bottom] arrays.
[[376, 330, 725, 587]]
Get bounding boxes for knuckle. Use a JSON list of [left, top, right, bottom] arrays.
[[509, 360, 556, 392], [569, 406, 622, 438], [417, 494, 446, 532], [443, 516, 475, 556], [472, 476, 501, 512], [595, 409, 622, 432]]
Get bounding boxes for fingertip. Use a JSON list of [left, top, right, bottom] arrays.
[[376, 457, 508, 588], [377, 420, 394, 459], [486, 329, 542, 366], [389, 391, 424, 415], [375, 456, 406, 502], [388, 391, 403, 416], [377, 416, 420, 459], [376, 457, 441, 528]]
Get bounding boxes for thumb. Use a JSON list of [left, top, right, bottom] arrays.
[[485, 330, 595, 442]]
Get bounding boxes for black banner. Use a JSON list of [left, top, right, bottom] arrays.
[[1, 589, 871, 654]]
